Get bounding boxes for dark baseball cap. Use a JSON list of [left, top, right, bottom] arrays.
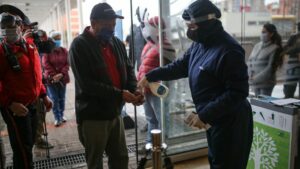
[[90, 3, 124, 20], [23, 15, 38, 27]]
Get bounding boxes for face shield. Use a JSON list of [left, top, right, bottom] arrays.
[[0, 13, 23, 43], [183, 10, 217, 26], [182, 10, 219, 43]]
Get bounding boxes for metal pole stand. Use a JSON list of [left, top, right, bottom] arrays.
[[137, 129, 173, 169], [150, 129, 173, 169], [151, 129, 163, 169]]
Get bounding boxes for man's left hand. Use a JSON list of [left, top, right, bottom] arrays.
[[133, 90, 145, 106], [43, 96, 53, 112]]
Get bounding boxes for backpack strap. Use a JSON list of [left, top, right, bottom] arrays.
[[1, 42, 21, 72]]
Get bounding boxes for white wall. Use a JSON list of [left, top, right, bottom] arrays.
[[222, 12, 271, 37]]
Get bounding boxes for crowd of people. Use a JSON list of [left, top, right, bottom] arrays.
[[0, 0, 300, 169]]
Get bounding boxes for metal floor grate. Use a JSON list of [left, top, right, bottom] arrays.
[[6, 153, 86, 169], [6, 143, 144, 169]]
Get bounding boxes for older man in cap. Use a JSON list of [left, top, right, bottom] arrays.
[[138, 0, 253, 168], [69, 2, 144, 169], [0, 5, 52, 169]]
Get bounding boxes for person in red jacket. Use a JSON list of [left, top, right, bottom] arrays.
[[0, 11, 52, 169], [137, 16, 175, 151], [42, 31, 70, 127]]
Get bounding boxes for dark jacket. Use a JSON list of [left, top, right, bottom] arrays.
[[247, 41, 279, 88], [146, 30, 251, 125], [69, 27, 137, 123]]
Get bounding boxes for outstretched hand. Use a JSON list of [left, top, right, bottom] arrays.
[[137, 76, 149, 89]]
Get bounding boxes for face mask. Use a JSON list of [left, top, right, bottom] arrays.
[[260, 33, 269, 43], [186, 28, 208, 43], [142, 22, 159, 44], [1, 28, 22, 43], [54, 40, 61, 47], [96, 28, 114, 43]]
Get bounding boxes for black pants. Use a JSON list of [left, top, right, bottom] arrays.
[[0, 105, 38, 169], [206, 104, 253, 169]]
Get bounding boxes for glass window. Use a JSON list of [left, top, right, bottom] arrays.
[[58, 0, 68, 46], [70, 0, 80, 39], [248, 21, 257, 25]]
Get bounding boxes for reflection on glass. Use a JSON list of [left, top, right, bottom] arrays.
[[58, 0, 68, 46]]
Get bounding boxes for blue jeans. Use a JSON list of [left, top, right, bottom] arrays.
[[47, 83, 66, 122], [143, 94, 161, 143]]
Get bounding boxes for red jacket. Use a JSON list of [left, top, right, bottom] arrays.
[[0, 39, 46, 108], [42, 47, 70, 85], [137, 40, 176, 81], [137, 42, 160, 81], [137, 40, 176, 93]]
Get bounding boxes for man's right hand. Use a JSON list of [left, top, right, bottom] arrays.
[[23, 29, 33, 39], [122, 90, 137, 103], [9, 102, 29, 117]]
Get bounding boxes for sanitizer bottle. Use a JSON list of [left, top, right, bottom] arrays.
[[149, 82, 169, 98]]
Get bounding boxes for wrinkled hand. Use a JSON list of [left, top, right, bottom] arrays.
[[132, 90, 145, 106], [43, 96, 53, 112], [138, 76, 149, 89], [122, 90, 137, 103], [52, 73, 64, 83], [9, 102, 28, 116], [184, 111, 206, 129]]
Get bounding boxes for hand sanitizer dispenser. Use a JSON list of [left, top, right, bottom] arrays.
[[149, 82, 169, 98]]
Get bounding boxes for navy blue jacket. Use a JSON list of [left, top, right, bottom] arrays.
[[146, 30, 250, 125]]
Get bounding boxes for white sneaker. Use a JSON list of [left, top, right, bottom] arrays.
[[62, 116, 67, 123], [54, 120, 61, 127]]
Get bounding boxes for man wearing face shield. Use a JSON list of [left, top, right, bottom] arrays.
[[138, 0, 253, 168], [0, 11, 52, 169], [69, 2, 144, 169]]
